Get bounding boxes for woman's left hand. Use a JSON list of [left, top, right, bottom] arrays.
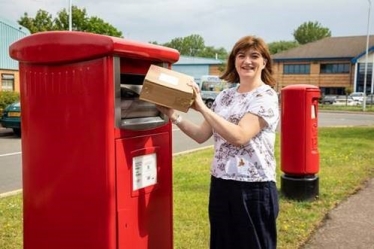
[[187, 80, 207, 112]]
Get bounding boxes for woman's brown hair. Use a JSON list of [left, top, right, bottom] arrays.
[[220, 35, 276, 87]]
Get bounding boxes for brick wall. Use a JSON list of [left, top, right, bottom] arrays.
[[209, 65, 223, 76], [273, 60, 355, 92]]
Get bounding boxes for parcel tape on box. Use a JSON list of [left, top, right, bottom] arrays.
[[140, 65, 195, 113]]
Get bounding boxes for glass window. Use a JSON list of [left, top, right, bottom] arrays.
[[283, 64, 310, 74], [1, 74, 15, 91], [320, 63, 350, 74]]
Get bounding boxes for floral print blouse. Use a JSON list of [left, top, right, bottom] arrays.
[[211, 84, 279, 182]]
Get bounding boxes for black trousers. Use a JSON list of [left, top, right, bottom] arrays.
[[209, 176, 279, 249]]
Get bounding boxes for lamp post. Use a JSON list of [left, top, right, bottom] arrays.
[[69, 0, 72, 31], [363, 0, 372, 111]]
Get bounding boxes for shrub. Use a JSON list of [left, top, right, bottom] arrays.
[[0, 91, 20, 113]]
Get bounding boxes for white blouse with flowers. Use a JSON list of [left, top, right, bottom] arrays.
[[211, 84, 279, 182]]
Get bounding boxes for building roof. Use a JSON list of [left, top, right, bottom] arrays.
[[0, 16, 30, 70], [0, 16, 30, 35], [175, 56, 223, 65], [272, 35, 374, 63]]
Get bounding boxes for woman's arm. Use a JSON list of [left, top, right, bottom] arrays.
[[190, 86, 267, 146], [157, 105, 213, 144], [198, 105, 266, 146]]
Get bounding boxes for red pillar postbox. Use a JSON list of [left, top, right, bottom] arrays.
[[280, 84, 320, 201], [9, 31, 180, 249]]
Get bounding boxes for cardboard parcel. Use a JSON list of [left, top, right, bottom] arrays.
[[140, 65, 195, 112]]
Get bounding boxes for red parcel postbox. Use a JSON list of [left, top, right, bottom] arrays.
[[280, 84, 320, 201], [9, 31, 180, 249]]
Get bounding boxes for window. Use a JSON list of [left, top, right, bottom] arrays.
[[1, 74, 15, 91], [283, 64, 310, 74], [320, 63, 350, 74]]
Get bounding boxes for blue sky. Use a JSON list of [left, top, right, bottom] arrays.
[[1, 0, 372, 51]]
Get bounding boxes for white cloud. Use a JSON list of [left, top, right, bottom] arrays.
[[1, 0, 372, 51]]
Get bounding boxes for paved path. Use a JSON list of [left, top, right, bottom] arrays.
[[302, 178, 374, 249]]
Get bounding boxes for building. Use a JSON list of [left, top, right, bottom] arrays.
[[272, 35, 374, 95], [172, 56, 224, 84], [9, 24, 374, 96], [0, 17, 30, 92]]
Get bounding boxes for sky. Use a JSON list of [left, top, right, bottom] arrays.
[[0, 0, 373, 51]]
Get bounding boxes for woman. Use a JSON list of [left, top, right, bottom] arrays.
[[157, 35, 279, 249]]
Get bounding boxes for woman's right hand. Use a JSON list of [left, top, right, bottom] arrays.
[[156, 105, 175, 119]]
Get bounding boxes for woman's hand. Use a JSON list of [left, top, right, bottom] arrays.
[[156, 105, 174, 118], [187, 80, 208, 112]]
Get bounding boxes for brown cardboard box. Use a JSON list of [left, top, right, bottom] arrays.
[[139, 64, 195, 112]]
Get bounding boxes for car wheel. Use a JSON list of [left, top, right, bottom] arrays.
[[13, 128, 21, 137], [205, 100, 214, 108]]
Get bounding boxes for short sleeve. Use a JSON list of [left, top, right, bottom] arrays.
[[248, 87, 279, 132]]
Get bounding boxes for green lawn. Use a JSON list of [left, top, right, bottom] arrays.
[[1, 127, 374, 249]]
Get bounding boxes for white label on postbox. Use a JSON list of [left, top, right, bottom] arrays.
[[159, 73, 179, 85], [311, 105, 316, 119], [132, 153, 157, 191]]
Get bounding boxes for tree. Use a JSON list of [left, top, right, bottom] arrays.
[[199, 46, 228, 60], [293, 21, 331, 45], [345, 86, 353, 96], [163, 34, 205, 56], [18, 10, 54, 33], [157, 34, 228, 59], [18, 6, 122, 37], [268, 40, 299, 54]]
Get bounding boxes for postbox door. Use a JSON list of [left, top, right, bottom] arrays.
[[281, 88, 307, 175], [115, 132, 173, 249], [304, 89, 320, 174]]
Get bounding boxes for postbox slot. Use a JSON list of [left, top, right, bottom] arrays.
[[118, 72, 167, 130]]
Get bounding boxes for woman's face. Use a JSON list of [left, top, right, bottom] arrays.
[[235, 48, 266, 81]]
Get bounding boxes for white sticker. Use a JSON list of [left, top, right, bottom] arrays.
[[159, 73, 179, 86], [132, 153, 157, 191], [311, 105, 316, 119]]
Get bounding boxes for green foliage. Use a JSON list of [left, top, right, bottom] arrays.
[[293, 21, 331, 45], [17, 10, 54, 33], [319, 104, 374, 112], [18, 6, 122, 37], [0, 91, 20, 111], [0, 194, 22, 249], [167, 34, 205, 56], [268, 40, 299, 54], [345, 86, 353, 96], [161, 34, 228, 59]]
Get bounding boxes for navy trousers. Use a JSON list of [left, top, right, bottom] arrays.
[[209, 176, 279, 249]]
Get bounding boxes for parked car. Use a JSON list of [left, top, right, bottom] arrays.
[[365, 94, 374, 105], [320, 95, 338, 104], [0, 101, 21, 136], [349, 92, 365, 102], [332, 96, 361, 106], [198, 75, 236, 108]]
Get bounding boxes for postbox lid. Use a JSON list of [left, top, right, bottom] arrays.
[[281, 84, 321, 99], [9, 31, 180, 64], [282, 84, 319, 91]]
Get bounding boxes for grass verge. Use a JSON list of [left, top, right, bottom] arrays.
[[1, 127, 374, 249]]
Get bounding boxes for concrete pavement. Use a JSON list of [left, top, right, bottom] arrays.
[[302, 178, 374, 249]]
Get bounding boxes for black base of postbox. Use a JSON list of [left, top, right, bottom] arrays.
[[281, 174, 319, 201]]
